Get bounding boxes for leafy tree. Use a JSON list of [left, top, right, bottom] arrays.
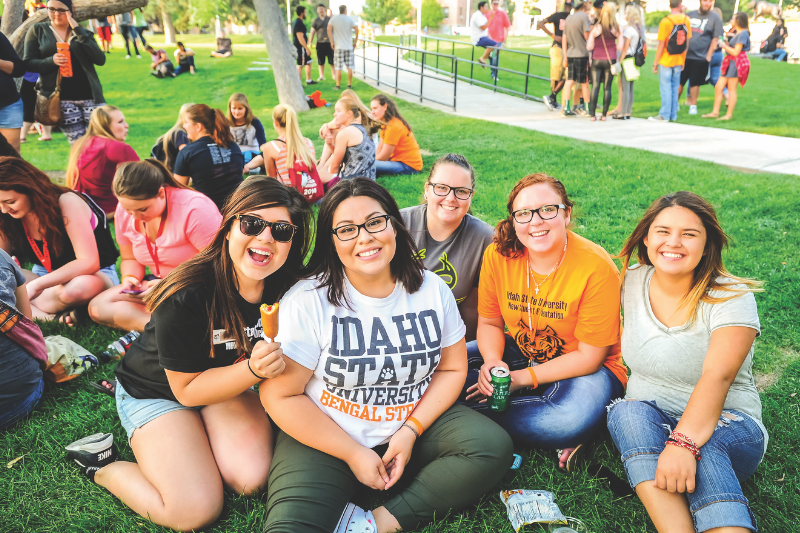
[[507, 0, 516, 23], [421, 0, 445, 30], [362, 0, 414, 33]]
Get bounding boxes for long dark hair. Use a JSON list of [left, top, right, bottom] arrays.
[[306, 178, 424, 309], [113, 159, 187, 200], [0, 157, 74, 257], [619, 191, 762, 321], [186, 104, 233, 147], [371, 94, 413, 133], [146, 177, 313, 357]]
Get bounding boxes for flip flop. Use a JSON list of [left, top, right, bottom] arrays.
[[90, 379, 117, 397], [556, 444, 585, 473]]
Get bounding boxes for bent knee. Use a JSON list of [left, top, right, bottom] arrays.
[[162, 494, 223, 531], [226, 469, 269, 496]]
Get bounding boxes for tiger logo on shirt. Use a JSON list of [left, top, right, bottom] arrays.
[[515, 321, 566, 363]]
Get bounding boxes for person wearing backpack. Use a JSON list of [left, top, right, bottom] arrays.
[[614, 4, 644, 120], [649, 0, 692, 123]]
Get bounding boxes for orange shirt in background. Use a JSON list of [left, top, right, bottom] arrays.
[[380, 117, 423, 171], [477, 230, 628, 386], [657, 13, 693, 67]]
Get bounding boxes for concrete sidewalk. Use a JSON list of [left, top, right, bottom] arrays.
[[354, 46, 800, 176]]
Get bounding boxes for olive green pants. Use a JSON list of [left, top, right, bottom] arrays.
[[264, 404, 513, 532]]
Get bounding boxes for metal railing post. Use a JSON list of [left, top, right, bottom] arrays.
[[453, 60, 458, 111], [494, 47, 498, 91], [420, 51, 425, 103], [470, 46, 474, 85], [524, 54, 530, 100], [377, 42, 380, 86], [362, 40, 366, 78], [436, 39, 440, 71], [395, 46, 399, 93]]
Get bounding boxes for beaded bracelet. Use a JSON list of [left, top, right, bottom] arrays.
[[670, 431, 698, 448], [402, 423, 419, 438], [665, 438, 702, 460]]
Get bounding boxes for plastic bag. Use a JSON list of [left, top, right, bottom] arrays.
[[500, 489, 566, 532]]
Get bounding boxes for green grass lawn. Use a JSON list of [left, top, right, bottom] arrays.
[[5, 35, 800, 533], [378, 35, 800, 138]]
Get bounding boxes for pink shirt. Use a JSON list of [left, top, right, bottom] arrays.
[[487, 9, 511, 43], [114, 187, 221, 277]]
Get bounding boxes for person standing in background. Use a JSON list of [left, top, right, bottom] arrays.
[[614, 4, 643, 120], [118, 12, 140, 59], [329, 5, 359, 90], [538, 0, 574, 111], [95, 17, 112, 54], [649, 0, 692, 122], [703, 12, 750, 121], [678, 0, 722, 115], [561, 1, 592, 117], [487, 0, 511, 81], [19, 72, 53, 143], [133, 8, 148, 47], [0, 31, 26, 153], [310, 4, 336, 82], [293, 6, 317, 86]]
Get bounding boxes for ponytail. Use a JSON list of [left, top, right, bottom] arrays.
[[185, 104, 233, 147], [113, 159, 187, 200], [273, 104, 315, 169]]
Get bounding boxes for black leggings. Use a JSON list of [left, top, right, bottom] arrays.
[[590, 60, 615, 117]]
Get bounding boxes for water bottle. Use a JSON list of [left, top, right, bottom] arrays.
[[97, 331, 141, 363]]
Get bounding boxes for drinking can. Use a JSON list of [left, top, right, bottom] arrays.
[[487, 367, 511, 412], [56, 42, 73, 77]]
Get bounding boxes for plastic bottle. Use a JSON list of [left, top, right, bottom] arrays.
[[97, 331, 141, 363]]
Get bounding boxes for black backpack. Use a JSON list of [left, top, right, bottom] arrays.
[[634, 31, 647, 67], [666, 17, 689, 55]]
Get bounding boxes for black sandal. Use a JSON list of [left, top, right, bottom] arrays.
[[90, 380, 117, 397]]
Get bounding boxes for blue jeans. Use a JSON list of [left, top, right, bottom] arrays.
[[0, 377, 44, 431], [762, 49, 787, 61], [0, 98, 24, 129], [461, 335, 624, 449], [709, 50, 723, 87], [658, 64, 682, 121], [374, 160, 419, 176], [174, 56, 195, 75], [115, 381, 202, 441], [32, 263, 120, 287], [607, 400, 765, 532], [489, 41, 503, 80]]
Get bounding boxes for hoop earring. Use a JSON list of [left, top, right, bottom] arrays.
[[424, 194, 428, 200]]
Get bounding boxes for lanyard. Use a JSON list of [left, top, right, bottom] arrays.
[[136, 190, 169, 278], [23, 223, 51, 273]]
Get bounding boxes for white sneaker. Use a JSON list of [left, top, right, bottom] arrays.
[[317, 76, 325, 81], [125, 54, 131, 59], [648, 115, 668, 122], [136, 55, 142, 59], [689, 105, 697, 115], [334, 503, 376, 533]]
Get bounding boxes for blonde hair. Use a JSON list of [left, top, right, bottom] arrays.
[[66, 105, 122, 189], [157, 103, 193, 173], [337, 97, 383, 136], [625, 4, 643, 33], [272, 104, 316, 169], [226, 92, 254, 128], [599, 3, 619, 36]]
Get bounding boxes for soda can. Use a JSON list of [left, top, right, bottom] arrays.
[[487, 367, 511, 412]]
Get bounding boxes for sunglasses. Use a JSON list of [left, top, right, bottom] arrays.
[[234, 214, 297, 242]]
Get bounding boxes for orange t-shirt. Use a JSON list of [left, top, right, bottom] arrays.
[[477, 231, 627, 387], [380, 117, 423, 171], [657, 14, 692, 68]]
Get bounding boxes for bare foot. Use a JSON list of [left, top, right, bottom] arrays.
[[590, 116, 597, 122], [702, 113, 719, 118], [718, 115, 732, 121], [558, 448, 574, 469], [600, 115, 606, 121]]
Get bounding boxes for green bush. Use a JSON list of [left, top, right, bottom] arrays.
[[645, 10, 669, 29]]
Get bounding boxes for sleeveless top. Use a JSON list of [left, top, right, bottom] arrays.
[[592, 30, 618, 61], [339, 123, 376, 181], [18, 193, 119, 272], [269, 136, 317, 187]]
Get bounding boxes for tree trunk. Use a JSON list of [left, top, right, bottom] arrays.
[[253, 0, 310, 112], [159, 0, 176, 45], [1, 0, 26, 38], [9, 0, 149, 54]]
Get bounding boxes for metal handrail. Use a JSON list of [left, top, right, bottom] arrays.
[[397, 33, 550, 102], [355, 38, 458, 110]]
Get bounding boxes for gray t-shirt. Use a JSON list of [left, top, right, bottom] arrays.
[[119, 12, 132, 25], [0, 249, 25, 307], [686, 10, 723, 61], [400, 204, 493, 304], [312, 16, 331, 44], [564, 11, 591, 58], [621, 264, 767, 446], [329, 14, 357, 51]]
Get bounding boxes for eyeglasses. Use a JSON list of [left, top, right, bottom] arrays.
[[512, 204, 566, 223], [47, 7, 70, 13], [427, 182, 474, 200], [234, 214, 297, 242], [331, 215, 392, 241]]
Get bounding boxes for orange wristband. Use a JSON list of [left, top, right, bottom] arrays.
[[407, 416, 424, 436], [527, 367, 539, 389]]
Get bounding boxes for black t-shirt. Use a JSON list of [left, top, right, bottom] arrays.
[[59, 47, 94, 101], [544, 11, 570, 47], [115, 282, 279, 401], [173, 137, 244, 211], [293, 18, 308, 47]]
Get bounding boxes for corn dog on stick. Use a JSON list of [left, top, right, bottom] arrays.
[[260, 303, 279, 341]]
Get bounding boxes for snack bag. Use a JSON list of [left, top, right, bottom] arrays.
[[500, 489, 566, 532], [56, 42, 73, 77]]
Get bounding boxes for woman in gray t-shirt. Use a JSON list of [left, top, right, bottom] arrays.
[[608, 191, 766, 533]]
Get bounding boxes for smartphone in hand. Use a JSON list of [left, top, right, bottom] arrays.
[[121, 289, 144, 295]]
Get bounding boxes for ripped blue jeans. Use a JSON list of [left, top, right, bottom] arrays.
[[607, 400, 766, 532]]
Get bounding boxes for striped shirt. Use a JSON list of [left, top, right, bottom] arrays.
[[270, 137, 317, 186]]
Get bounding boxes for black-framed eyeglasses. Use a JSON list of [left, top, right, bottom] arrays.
[[427, 182, 474, 200], [331, 215, 392, 241], [512, 204, 566, 223], [234, 214, 297, 242], [47, 7, 70, 13]]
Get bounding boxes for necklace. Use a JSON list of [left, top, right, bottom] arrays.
[[525, 235, 568, 331]]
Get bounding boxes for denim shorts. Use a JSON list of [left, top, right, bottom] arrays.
[[31, 263, 120, 287], [115, 381, 202, 441], [607, 399, 766, 532], [0, 98, 24, 129]]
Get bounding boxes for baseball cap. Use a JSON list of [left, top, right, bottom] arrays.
[[593, 0, 605, 7]]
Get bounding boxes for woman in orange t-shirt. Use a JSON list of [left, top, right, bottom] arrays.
[[463, 173, 627, 471], [370, 95, 423, 177]]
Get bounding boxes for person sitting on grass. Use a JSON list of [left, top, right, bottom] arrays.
[[317, 97, 380, 183], [173, 42, 195, 76], [400, 154, 492, 342], [0, 247, 45, 432], [608, 191, 766, 533], [259, 178, 513, 533], [461, 173, 627, 472], [703, 12, 750, 121], [0, 157, 119, 325], [261, 104, 319, 187], [144, 44, 175, 78], [65, 177, 311, 532], [66, 105, 139, 219], [226, 93, 267, 174], [211, 30, 233, 58], [173, 104, 244, 211], [88, 160, 221, 332], [470, 2, 498, 67], [152, 103, 192, 173], [369, 94, 423, 177]]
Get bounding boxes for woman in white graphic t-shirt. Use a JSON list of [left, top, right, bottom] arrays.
[[260, 178, 512, 533]]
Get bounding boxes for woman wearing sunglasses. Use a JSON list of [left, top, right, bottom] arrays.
[[462, 174, 627, 472], [400, 154, 493, 342], [260, 178, 512, 533], [65, 177, 312, 531], [88, 160, 221, 332]]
